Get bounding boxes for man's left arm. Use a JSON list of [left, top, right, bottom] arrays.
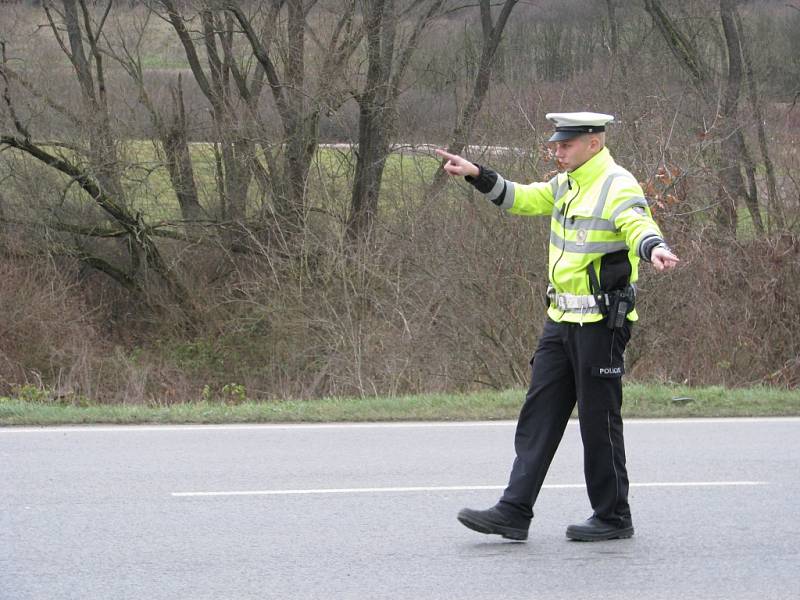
[[608, 180, 680, 271]]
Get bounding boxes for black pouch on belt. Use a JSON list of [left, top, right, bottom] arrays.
[[605, 285, 636, 329], [588, 264, 635, 329]]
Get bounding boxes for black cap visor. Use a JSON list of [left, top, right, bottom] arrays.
[[547, 125, 605, 142]]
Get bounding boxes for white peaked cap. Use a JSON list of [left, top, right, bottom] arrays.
[[545, 112, 614, 141]]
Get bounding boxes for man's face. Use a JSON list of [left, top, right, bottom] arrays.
[[552, 135, 599, 172]]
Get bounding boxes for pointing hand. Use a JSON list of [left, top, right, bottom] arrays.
[[435, 148, 480, 178], [651, 246, 680, 271]]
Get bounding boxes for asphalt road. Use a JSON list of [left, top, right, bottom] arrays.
[[2, 418, 799, 600]]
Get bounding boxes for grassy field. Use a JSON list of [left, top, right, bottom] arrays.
[[1, 383, 797, 426], [1, 140, 446, 224]]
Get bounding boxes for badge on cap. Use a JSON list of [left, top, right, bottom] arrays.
[[546, 112, 614, 142]]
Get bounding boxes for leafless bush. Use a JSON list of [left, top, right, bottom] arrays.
[[634, 231, 800, 387], [0, 247, 100, 397]]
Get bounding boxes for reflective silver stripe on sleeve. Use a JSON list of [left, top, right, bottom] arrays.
[[637, 232, 663, 260], [549, 176, 559, 200], [487, 174, 506, 202], [500, 181, 515, 210], [550, 230, 628, 254], [593, 172, 635, 217], [555, 180, 569, 203], [609, 196, 649, 227]]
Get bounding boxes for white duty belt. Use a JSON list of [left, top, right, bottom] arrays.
[[546, 285, 603, 313]]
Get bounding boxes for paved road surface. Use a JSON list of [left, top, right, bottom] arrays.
[[2, 418, 799, 599]]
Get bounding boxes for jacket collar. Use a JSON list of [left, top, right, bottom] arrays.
[[567, 146, 614, 187]]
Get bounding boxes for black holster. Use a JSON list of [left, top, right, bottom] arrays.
[[605, 285, 636, 329], [588, 264, 636, 329]]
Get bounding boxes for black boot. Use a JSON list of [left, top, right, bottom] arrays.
[[566, 515, 634, 541], [457, 506, 530, 541]]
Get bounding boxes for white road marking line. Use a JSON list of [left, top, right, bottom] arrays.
[[4, 417, 799, 433], [171, 480, 767, 498]]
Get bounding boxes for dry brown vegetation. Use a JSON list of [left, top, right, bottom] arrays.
[[1, 0, 799, 403]]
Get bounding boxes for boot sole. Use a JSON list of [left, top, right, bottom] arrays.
[[457, 511, 528, 541], [566, 526, 634, 542]]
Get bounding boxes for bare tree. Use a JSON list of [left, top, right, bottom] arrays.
[[643, 0, 763, 235], [604, 0, 644, 152], [50, 0, 125, 204], [345, 0, 445, 240], [735, 7, 784, 231], [0, 133, 195, 314], [157, 0, 258, 247], [103, 12, 206, 229], [428, 0, 519, 196], [224, 0, 363, 240], [0, 1, 195, 320]]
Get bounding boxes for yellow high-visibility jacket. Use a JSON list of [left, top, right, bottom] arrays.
[[468, 147, 664, 324]]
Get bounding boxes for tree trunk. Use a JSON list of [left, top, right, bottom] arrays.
[[718, 0, 762, 233], [345, 0, 445, 241], [605, 0, 643, 151], [428, 0, 519, 197], [161, 78, 205, 227], [736, 9, 784, 231], [345, 0, 390, 241], [164, 127, 204, 224], [644, 0, 762, 236], [347, 99, 389, 241], [280, 111, 318, 236], [1, 135, 195, 322], [59, 0, 125, 205]]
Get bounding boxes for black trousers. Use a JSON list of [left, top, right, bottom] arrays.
[[498, 318, 632, 525]]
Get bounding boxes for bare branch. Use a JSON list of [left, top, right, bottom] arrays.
[[42, 4, 73, 70], [96, 0, 113, 39], [215, 11, 252, 103], [225, 1, 292, 123], [159, 0, 215, 103], [0, 42, 31, 139], [390, 0, 445, 97], [643, 0, 714, 100], [0, 64, 82, 126], [1, 135, 129, 225], [2, 216, 127, 238], [78, 0, 109, 109], [79, 253, 142, 292]]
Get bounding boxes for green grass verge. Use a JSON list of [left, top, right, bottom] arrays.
[[1, 141, 444, 224], [1, 384, 797, 426]]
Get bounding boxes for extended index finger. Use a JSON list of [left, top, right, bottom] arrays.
[[434, 148, 458, 162]]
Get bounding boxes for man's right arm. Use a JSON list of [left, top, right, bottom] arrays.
[[435, 148, 555, 216], [464, 164, 514, 209]]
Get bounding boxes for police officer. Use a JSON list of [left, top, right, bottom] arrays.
[[436, 112, 679, 542]]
